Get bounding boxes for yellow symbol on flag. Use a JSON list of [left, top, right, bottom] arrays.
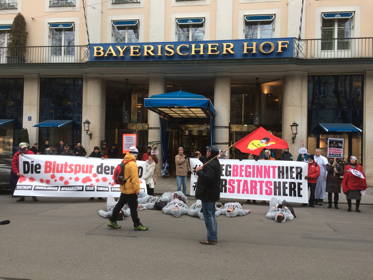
[[247, 138, 276, 151]]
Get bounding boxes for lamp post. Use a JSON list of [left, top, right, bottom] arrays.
[[83, 119, 92, 140], [290, 122, 298, 144]]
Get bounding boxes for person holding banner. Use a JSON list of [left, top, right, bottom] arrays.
[[108, 146, 149, 231], [305, 155, 320, 207], [326, 158, 343, 209], [342, 156, 367, 212], [195, 146, 221, 245], [314, 149, 329, 205]]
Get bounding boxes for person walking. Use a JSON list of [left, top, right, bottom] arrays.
[[144, 155, 156, 195], [73, 142, 87, 156], [195, 146, 221, 245], [326, 158, 343, 209], [305, 155, 320, 207], [10, 142, 36, 202], [342, 156, 367, 212], [175, 146, 189, 195], [314, 149, 329, 205], [108, 146, 149, 231]]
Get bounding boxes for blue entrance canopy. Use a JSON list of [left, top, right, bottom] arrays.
[[33, 120, 73, 128], [0, 119, 14, 126], [144, 90, 215, 119], [319, 123, 362, 133]]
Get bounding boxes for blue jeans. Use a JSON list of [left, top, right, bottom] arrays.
[[201, 202, 217, 242], [176, 176, 186, 194]]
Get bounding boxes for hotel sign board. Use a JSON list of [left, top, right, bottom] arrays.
[[89, 38, 295, 62]]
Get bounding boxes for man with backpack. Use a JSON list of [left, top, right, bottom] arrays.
[[108, 146, 149, 231]]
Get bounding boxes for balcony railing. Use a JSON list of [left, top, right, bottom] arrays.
[[0, 0, 17, 10], [112, 0, 140, 4], [49, 0, 76, 8], [0, 38, 372, 65]]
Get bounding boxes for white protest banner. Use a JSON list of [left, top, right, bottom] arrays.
[[189, 158, 309, 203], [14, 155, 147, 198], [327, 138, 344, 158]]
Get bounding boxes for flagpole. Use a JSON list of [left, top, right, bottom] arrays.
[[198, 140, 242, 169]]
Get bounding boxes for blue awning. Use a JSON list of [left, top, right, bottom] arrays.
[[49, 23, 74, 29], [244, 14, 275, 22], [0, 119, 14, 126], [144, 90, 215, 119], [0, 25, 11, 31], [33, 120, 73, 128], [322, 12, 354, 20], [176, 18, 205, 25], [319, 123, 362, 133], [112, 20, 139, 27]]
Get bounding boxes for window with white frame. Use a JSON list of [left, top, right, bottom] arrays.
[[0, 25, 11, 62], [321, 12, 354, 51], [176, 18, 205, 41], [49, 23, 75, 56], [112, 20, 139, 43], [244, 14, 275, 39], [49, 0, 76, 8], [0, 0, 17, 10], [112, 0, 140, 4]]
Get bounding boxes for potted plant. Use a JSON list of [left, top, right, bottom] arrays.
[[7, 13, 28, 64]]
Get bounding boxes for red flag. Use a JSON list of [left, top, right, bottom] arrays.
[[234, 127, 288, 156]]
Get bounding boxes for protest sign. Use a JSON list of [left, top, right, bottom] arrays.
[[327, 138, 344, 158], [189, 158, 308, 203], [14, 155, 147, 198]]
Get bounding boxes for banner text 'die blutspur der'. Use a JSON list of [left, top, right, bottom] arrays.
[[14, 155, 147, 198], [190, 158, 309, 203]]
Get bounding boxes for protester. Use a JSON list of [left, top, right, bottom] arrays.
[[30, 143, 38, 154], [195, 150, 207, 163], [305, 155, 320, 207], [144, 155, 156, 195], [263, 149, 275, 160], [265, 198, 295, 223], [195, 146, 221, 245], [142, 146, 152, 161], [326, 158, 343, 209], [108, 144, 120, 158], [57, 140, 65, 155], [151, 147, 159, 164], [297, 147, 309, 162], [89, 146, 103, 158], [101, 142, 109, 158], [175, 146, 189, 195], [108, 146, 149, 231], [40, 139, 51, 154], [73, 142, 87, 156], [280, 148, 293, 161], [314, 149, 329, 205], [10, 142, 37, 202], [342, 156, 367, 212], [61, 145, 73, 155]]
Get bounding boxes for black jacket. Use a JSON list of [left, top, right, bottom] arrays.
[[196, 157, 221, 202]]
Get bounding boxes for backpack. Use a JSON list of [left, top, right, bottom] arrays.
[[113, 162, 127, 185]]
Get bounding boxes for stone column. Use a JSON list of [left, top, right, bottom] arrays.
[[22, 75, 40, 146], [148, 77, 164, 174], [82, 77, 105, 153], [364, 71, 373, 186], [282, 73, 308, 157], [214, 76, 231, 156]]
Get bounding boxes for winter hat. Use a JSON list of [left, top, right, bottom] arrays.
[[19, 142, 29, 149], [308, 154, 315, 161], [129, 146, 139, 154], [350, 155, 357, 161]]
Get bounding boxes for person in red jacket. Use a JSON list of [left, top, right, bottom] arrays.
[[342, 156, 367, 212], [305, 155, 320, 207], [10, 142, 35, 202]]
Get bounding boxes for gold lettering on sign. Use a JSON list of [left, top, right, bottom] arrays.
[[143, 45, 155, 56], [176, 44, 190, 56], [156, 45, 162, 56], [277, 41, 289, 53], [191, 44, 205, 55], [222, 43, 234, 55], [207, 43, 219, 55], [105, 46, 117, 57], [116, 46, 127, 56], [164, 45, 175, 56], [130, 45, 141, 56], [93, 46, 104, 57], [259, 42, 275, 54], [243, 42, 257, 54]]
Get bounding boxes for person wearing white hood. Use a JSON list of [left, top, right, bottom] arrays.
[[314, 149, 329, 205], [144, 155, 156, 196]]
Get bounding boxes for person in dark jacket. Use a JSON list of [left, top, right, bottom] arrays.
[[280, 149, 293, 161], [195, 146, 221, 245], [73, 142, 87, 156], [89, 146, 103, 158], [61, 145, 73, 155], [326, 158, 344, 209], [108, 144, 120, 158], [57, 140, 65, 155]]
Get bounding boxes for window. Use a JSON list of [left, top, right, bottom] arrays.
[[0, 25, 11, 63], [321, 12, 354, 51], [244, 14, 275, 39], [49, 0, 76, 8], [112, 20, 139, 43], [0, 0, 17, 10], [112, 0, 140, 4], [176, 18, 205, 41], [49, 23, 75, 56]]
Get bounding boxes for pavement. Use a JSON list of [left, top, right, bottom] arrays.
[[0, 178, 373, 280]]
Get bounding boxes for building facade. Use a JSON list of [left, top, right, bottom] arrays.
[[0, 0, 372, 183]]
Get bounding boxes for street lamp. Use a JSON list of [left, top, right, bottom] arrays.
[[290, 122, 298, 144], [83, 119, 92, 139]]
